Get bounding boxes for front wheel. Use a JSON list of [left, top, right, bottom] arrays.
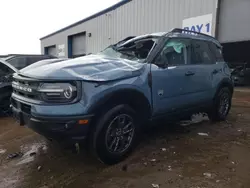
[[90, 104, 139, 165], [208, 87, 232, 122]]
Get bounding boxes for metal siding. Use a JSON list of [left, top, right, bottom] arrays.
[[218, 0, 250, 43], [41, 0, 218, 57]]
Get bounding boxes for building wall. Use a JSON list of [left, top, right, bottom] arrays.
[[41, 0, 218, 57], [218, 0, 250, 43]]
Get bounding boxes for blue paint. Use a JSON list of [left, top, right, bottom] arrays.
[[205, 23, 210, 33], [183, 23, 211, 34], [68, 36, 73, 58], [196, 24, 203, 32], [190, 26, 196, 32], [44, 47, 48, 55]]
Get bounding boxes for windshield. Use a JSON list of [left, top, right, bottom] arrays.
[[98, 37, 159, 62]]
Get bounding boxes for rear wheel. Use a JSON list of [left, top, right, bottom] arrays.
[[208, 87, 232, 122], [90, 104, 139, 165]]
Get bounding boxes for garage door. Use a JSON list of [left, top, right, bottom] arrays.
[[72, 33, 86, 58], [218, 0, 250, 43], [46, 46, 57, 57]]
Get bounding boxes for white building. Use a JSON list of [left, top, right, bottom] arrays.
[[40, 0, 250, 65]]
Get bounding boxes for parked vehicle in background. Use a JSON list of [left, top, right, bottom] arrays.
[[21, 58, 68, 72], [0, 58, 66, 115], [4, 54, 55, 70], [0, 59, 18, 114], [231, 63, 250, 86], [11, 28, 234, 165]]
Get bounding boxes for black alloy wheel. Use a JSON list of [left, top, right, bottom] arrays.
[[105, 114, 135, 154], [90, 104, 139, 165], [208, 87, 232, 122]]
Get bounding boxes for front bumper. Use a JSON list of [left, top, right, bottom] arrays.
[[11, 98, 94, 142]]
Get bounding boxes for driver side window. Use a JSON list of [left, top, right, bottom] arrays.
[[155, 38, 190, 67]]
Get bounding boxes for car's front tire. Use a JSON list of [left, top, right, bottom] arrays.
[[208, 87, 232, 122], [90, 104, 139, 165]]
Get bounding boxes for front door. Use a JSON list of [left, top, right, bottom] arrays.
[[151, 38, 196, 116]]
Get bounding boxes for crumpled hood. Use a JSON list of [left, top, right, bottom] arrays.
[[20, 54, 145, 81]]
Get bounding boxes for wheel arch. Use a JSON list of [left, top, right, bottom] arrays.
[[214, 78, 234, 99], [88, 88, 152, 122]]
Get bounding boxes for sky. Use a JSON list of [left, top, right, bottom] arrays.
[[0, 0, 119, 55]]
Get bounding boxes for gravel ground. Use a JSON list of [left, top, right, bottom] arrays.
[[1, 89, 250, 188]]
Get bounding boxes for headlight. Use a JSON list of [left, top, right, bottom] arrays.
[[38, 83, 77, 103]]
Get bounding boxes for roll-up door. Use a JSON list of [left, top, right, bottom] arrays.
[[72, 33, 86, 58], [218, 0, 250, 43], [45, 45, 57, 57]]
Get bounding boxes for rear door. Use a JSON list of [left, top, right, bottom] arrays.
[[186, 39, 217, 106]]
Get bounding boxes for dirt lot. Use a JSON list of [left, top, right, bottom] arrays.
[[1, 89, 250, 188]]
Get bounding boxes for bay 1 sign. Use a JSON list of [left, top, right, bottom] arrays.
[[182, 14, 213, 36]]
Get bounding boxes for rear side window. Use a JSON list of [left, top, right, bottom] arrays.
[[191, 40, 215, 64], [27, 56, 41, 66], [7, 56, 27, 70], [209, 42, 224, 62], [27, 56, 52, 66]]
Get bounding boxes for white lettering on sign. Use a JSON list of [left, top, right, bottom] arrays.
[[182, 14, 213, 36], [58, 44, 65, 57]]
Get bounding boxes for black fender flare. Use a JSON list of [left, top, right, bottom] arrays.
[[214, 78, 234, 99], [87, 88, 152, 118]]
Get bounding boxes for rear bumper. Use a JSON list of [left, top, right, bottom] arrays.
[[11, 99, 94, 143]]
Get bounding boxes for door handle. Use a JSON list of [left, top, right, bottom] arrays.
[[212, 69, 221, 74], [185, 71, 195, 76]]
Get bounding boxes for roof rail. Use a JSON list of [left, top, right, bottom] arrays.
[[171, 28, 215, 39]]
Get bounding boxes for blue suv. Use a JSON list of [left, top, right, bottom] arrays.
[[11, 28, 233, 164]]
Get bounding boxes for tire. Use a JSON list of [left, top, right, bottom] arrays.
[[0, 104, 11, 117], [208, 87, 232, 122], [90, 104, 139, 165]]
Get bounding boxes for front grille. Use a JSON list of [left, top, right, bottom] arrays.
[[12, 76, 40, 100], [22, 103, 31, 114], [11, 98, 31, 115]]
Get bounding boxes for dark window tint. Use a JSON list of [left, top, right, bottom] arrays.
[[26, 56, 43, 66], [155, 38, 190, 66], [191, 40, 215, 64], [0, 63, 14, 76], [209, 42, 224, 62], [7, 55, 52, 69], [7, 56, 27, 69]]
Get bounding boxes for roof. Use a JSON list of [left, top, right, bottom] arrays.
[[40, 0, 132, 40], [118, 32, 167, 47], [170, 33, 222, 47]]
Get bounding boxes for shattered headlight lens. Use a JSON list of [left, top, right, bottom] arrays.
[[38, 83, 77, 103]]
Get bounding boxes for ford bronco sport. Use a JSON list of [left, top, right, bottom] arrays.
[[11, 28, 233, 164]]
